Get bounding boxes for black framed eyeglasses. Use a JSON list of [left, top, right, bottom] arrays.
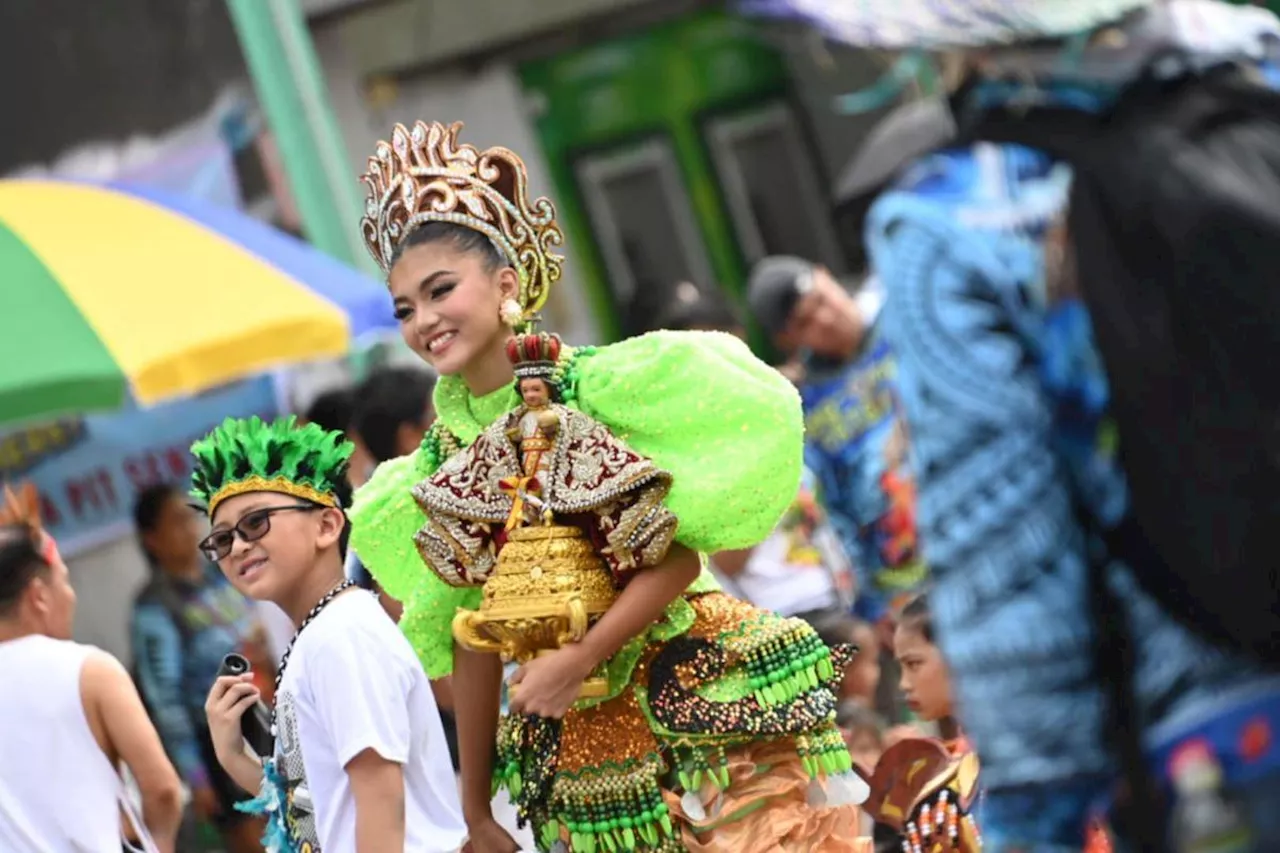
[[199, 504, 321, 562]]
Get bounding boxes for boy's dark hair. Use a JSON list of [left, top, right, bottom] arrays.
[[352, 367, 436, 463], [0, 524, 48, 617], [133, 482, 182, 534], [330, 479, 353, 561], [305, 388, 355, 434]]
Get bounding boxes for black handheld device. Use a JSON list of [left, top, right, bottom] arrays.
[[215, 653, 274, 758]]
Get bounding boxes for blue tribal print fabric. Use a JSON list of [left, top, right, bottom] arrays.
[[864, 141, 1261, 844]]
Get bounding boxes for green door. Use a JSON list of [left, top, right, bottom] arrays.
[[519, 8, 846, 342]]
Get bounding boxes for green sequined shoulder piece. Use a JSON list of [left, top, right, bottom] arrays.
[[572, 330, 803, 553]]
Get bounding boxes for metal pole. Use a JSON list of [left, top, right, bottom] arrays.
[[226, 0, 371, 270]]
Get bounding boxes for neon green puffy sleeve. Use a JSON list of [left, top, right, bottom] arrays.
[[574, 330, 803, 552], [348, 448, 481, 678]]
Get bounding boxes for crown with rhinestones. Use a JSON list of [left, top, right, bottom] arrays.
[[360, 121, 565, 325], [190, 416, 354, 517], [506, 332, 563, 383]]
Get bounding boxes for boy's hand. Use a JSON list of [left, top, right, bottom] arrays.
[[204, 673, 258, 762]]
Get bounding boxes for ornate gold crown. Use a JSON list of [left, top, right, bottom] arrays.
[[360, 121, 565, 324]]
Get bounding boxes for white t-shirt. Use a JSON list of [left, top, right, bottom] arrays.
[[256, 600, 296, 663], [273, 590, 465, 852]]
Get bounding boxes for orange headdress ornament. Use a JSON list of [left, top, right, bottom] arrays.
[[0, 482, 55, 563], [360, 120, 564, 328], [0, 482, 42, 530]]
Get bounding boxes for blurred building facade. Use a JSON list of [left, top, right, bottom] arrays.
[[306, 0, 888, 342], [0, 0, 887, 662]]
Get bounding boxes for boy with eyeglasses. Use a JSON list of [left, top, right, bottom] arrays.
[[197, 416, 464, 853]]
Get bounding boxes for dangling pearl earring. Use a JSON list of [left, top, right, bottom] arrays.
[[500, 298, 524, 327]]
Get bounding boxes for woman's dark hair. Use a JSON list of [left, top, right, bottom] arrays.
[[351, 367, 437, 463], [389, 221, 507, 272], [898, 594, 934, 644], [0, 524, 47, 617]]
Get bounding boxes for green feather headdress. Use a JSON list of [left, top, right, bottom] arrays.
[[189, 416, 354, 517]]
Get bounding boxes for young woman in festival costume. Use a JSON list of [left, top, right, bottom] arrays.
[[196, 416, 465, 853], [349, 120, 867, 853]]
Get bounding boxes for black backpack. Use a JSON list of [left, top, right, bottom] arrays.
[[962, 65, 1280, 669]]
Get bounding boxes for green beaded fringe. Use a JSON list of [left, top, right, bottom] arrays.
[[673, 744, 732, 795], [497, 754, 679, 853], [797, 726, 855, 779], [417, 421, 462, 473], [553, 344, 597, 406], [736, 621, 836, 708]]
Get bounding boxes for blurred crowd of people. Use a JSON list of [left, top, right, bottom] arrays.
[[111, 250, 963, 849], [5, 3, 1280, 851]]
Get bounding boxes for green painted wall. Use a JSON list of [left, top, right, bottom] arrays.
[[519, 9, 789, 343]]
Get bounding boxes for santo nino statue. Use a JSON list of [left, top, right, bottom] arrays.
[[414, 331, 678, 593]]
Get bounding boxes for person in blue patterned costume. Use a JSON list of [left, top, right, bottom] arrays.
[[745, 258, 923, 629], [131, 482, 265, 853], [741, 1, 1280, 850]]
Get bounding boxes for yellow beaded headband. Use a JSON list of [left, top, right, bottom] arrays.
[[204, 476, 338, 518], [360, 120, 565, 325]]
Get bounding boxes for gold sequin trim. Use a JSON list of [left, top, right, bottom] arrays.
[[208, 476, 338, 516]]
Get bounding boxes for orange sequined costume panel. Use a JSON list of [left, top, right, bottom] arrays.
[[495, 592, 865, 852]]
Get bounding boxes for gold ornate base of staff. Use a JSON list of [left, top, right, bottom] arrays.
[[452, 524, 618, 700]]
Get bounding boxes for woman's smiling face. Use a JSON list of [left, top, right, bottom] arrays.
[[388, 231, 520, 379]]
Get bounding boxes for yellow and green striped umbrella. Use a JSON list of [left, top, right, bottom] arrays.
[[0, 180, 392, 426]]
